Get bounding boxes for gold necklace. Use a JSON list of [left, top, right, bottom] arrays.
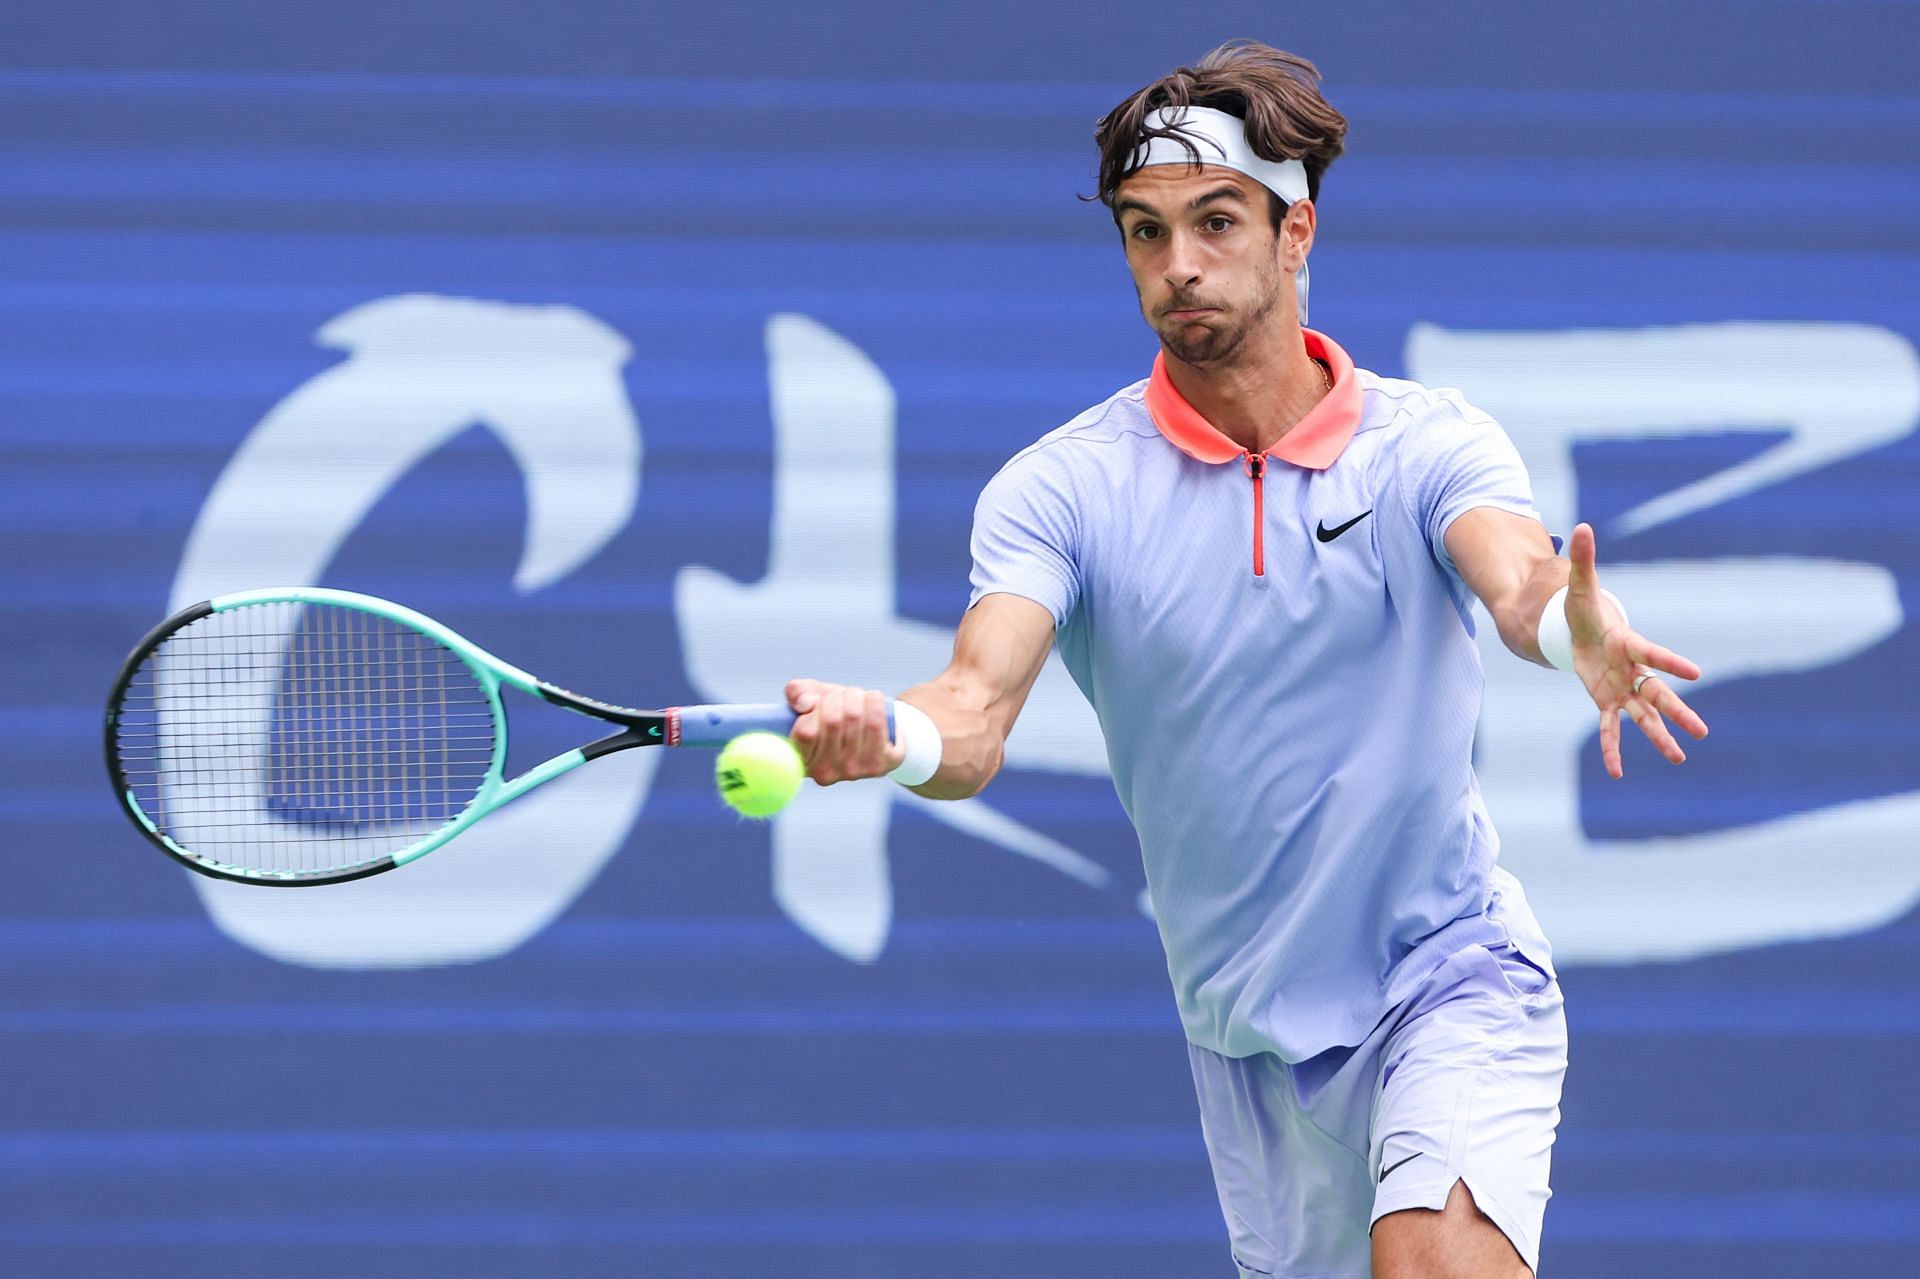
[[1313, 358, 1332, 394]]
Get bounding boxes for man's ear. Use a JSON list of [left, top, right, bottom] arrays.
[[1284, 198, 1317, 269]]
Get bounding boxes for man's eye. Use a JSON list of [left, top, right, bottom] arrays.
[[1204, 215, 1233, 233], [1131, 224, 1161, 241]]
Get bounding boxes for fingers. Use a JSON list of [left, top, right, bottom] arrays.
[[1586, 616, 1711, 780], [1567, 522, 1598, 590], [790, 684, 835, 782], [1599, 706, 1623, 780], [813, 685, 853, 775], [1643, 676, 1710, 741], [789, 686, 818, 748], [1600, 670, 1711, 779], [787, 681, 894, 786], [1629, 637, 1703, 684], [785, 678, 826, 713], [1625, 692, 1687, 765]]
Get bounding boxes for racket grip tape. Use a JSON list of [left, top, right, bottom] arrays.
[[668, 701, 896, 748]]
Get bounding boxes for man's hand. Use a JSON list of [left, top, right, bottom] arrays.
[[1565, 522, 1710, 779], [785, 679, 905, 786]]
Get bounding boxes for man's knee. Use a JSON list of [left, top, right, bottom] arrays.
[[1371, 1179, 1532, 1279]]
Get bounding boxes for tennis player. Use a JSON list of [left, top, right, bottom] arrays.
[[786, 40, 1707, 1279]]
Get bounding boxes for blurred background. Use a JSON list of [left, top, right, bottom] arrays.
[[4, 2, 1918, 1275]]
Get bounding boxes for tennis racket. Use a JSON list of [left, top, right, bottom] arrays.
[[104, 586, 886, 887]]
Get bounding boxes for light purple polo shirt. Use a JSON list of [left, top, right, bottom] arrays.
[[968, 329, 1554, 1061]]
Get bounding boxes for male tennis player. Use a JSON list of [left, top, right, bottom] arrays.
[[785, 41, 1707, 1279]]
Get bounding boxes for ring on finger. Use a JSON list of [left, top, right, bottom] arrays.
[[1632, 670, 1659, 696]]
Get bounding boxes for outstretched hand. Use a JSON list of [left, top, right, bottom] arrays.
[[1564, 523, 1710, 779]]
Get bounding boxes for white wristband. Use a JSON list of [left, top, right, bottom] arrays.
[[1536, 585, 1628, 672], [887, 699, 943, 787]]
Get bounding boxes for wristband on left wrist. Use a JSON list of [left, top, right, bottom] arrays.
[[1537, 585, 1628, 672]]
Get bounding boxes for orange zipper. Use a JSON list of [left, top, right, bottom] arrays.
[[1243, 451, 1266, 577]]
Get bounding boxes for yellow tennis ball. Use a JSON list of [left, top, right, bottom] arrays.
[[715, 731, 805, 819]]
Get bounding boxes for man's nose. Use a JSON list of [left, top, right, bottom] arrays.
[[1162, 229, 1203, 288]]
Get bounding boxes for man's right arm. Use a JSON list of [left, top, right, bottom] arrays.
[[785, 592, 1058, 800]]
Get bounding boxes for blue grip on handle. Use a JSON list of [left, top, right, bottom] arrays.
[[674, 701, 895, 748]]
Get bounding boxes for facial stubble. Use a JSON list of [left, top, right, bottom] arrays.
[[1146, 240, 1288, 370]]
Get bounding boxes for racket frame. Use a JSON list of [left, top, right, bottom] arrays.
[[104, 586, 801, 887]]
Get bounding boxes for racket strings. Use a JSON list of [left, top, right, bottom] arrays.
[[112, 601, 497, 879]]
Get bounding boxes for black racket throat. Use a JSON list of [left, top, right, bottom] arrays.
[[531, 684, 668, 760]]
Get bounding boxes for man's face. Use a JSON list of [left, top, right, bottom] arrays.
[[1112, 165, 1310, 368]]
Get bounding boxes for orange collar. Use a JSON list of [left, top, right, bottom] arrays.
[[1143, 328, 1363, 470]]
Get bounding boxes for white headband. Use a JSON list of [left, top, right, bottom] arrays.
[[1128, 105, 1310, 203], [1125, 105, 1314, 321]]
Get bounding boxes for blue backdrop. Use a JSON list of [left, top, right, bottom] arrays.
[[5, 3, 1918, 1275]]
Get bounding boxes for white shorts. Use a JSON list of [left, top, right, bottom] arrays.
[[1187, 939, 1567, 1278]]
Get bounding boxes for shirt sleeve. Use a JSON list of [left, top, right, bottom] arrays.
[[966, 447, 1082, 629], [1398, 393, 1542, 586]]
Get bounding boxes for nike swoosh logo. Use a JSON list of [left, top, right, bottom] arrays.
[[1378, 1152, 1421, 1183], [1316, 510, 1372, 543]]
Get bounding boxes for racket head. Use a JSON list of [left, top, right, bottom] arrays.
[[104, 589, 512, 886]]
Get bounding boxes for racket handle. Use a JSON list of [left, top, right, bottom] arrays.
[[670, 701, 896, 748]]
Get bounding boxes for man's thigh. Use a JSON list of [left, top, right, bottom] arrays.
[[1365, 943, 1568, 1277], [1373, 1178, 1531, 1279], [1187, 942, 1565, 1277]]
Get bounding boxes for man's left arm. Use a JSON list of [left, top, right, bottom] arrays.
[[1445, 509, 1710, 779]]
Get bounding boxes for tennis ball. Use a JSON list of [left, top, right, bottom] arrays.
[[715, 731, 805, 819]]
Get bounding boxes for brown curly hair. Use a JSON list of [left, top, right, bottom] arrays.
[[1092, 41, 1348, 224]]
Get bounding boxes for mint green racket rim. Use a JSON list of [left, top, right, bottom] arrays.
[[105, 588, 521, 885]]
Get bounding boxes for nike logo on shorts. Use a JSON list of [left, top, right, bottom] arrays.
[[1378, 1151, 1421, 1183]]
